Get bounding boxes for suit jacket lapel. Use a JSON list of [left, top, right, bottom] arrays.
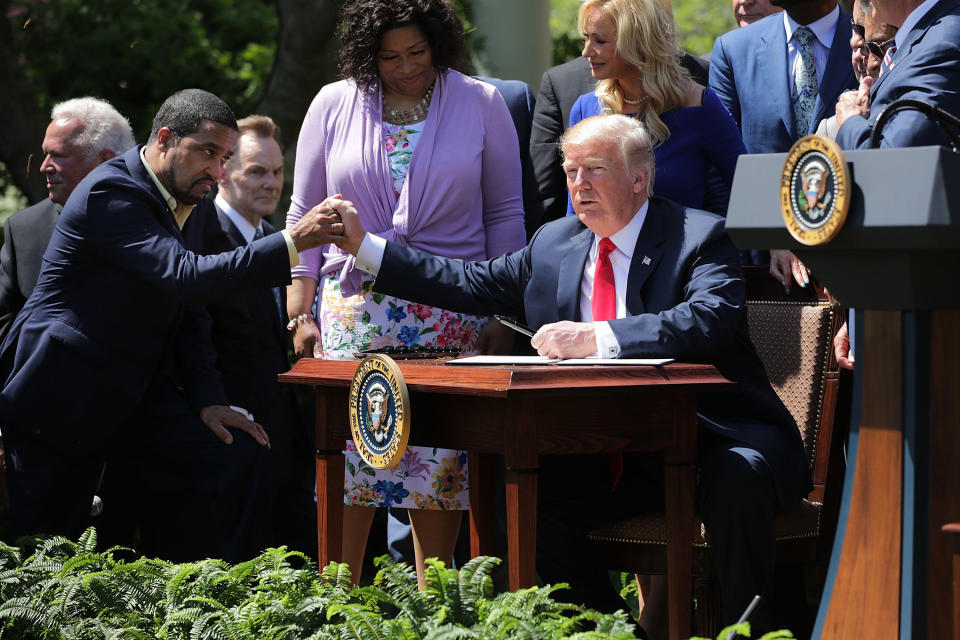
[[557, 224, 593, 321], [758, 19, 795, 139], [626, 204, 665, 315], [216, 207, 248, 248], [126, 147, 185, 243], [813, 12, 856, 131], [871, 1, 948, 98]]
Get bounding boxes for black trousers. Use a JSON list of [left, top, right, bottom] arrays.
[[536, 430, 781, 632], [4, 429, 104, 543], [98, 412, 271, 564]]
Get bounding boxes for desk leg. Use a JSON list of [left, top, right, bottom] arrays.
[[469, 452, 495, 558], [505, 468, 538, 590], [664, 461, 695, 640], [316, 451, 344, 572]]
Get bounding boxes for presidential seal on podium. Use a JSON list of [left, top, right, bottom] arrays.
[[348, 354, 410, 469], [780, 134, 851, 246]]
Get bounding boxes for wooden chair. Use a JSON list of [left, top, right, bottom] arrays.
[[586, 266, 849, 637]]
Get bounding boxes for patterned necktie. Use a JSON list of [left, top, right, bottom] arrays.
[[792, 26, 819, 137], [591, 238, 623, 487], [591, 238, 617, 322], [254, 226, 286, 325], [880, 44, 898, 77]]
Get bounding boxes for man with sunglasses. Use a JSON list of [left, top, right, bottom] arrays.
[[836, 0, 960, 149], [817, 0, 898, 136]]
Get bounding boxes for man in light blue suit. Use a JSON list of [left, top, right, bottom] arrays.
[[835, 0, 960, 149], [710, 0, 858, 153]]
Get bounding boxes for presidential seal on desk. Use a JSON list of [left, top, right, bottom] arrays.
[[780, 135, 851, 246], [348, 354, 410, 469]]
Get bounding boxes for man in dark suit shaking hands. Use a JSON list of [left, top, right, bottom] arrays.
[[325, 114, 809, 635], [0, 89, 346, 544]]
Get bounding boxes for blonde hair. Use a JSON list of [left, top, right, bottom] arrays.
[[578, 0, 689, 146]]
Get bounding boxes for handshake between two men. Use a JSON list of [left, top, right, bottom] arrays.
[[309, 195, 601, 361]]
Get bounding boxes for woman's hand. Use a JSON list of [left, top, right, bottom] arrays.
[[769, 249, 810, 294], [293, 318, 321, 358]]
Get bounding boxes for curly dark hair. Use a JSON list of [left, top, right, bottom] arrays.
[[338, 0, 467, 91]]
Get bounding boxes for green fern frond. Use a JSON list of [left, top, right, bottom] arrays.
[[77, 527, 98, 554], [422, 621, 479, 639], [319, 561, 354, 591], [326, 602, 388, 640], [0, 596, 53, 626]]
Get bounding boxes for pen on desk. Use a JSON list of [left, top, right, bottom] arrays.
[[494, 315, 535, 337]]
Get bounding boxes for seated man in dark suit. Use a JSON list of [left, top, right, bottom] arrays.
[[324, 114, 809, 636], [0, 88, 344, 546]]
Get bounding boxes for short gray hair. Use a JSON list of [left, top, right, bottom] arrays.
[[51, 97, 136, 159], [560, 114, 656, 191]]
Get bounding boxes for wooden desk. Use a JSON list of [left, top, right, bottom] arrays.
[[280, 358, 732, 640]]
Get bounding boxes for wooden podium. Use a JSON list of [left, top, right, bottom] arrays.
[[280, 358, 732, 640], [727, 146, 960, 639]]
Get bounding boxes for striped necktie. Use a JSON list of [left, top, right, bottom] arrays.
[[880, 44, 898, 77]]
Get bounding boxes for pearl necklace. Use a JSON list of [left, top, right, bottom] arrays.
[[383, 84, 435, 125], [623, 94, 649, 105]]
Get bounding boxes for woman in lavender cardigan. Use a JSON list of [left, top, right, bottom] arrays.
[[285, 0, 526, 586]]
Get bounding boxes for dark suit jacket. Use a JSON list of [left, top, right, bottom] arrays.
[[372, 197, 810, 506], [0, 199, 60, 342], [476, 77, 544, 240], [710, 9, 857, 152], [531, 54, 711, 226], [837, 0, 960, 149], [0, 146, 293, 455], [201, 204, 297, 424]]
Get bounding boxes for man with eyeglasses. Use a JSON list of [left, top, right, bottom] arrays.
[[835, 0, 960, 148], [817, 0, 898, 136]]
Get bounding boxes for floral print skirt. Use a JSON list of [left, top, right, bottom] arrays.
[[320, 276, 485, 510]]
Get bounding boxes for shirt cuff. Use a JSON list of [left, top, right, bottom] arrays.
[[594, 321, 621, 359], [280, 230, 300, 268], [355, 233, 386, 275]]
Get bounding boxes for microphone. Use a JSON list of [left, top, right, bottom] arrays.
[[870, 99, 960, 151]]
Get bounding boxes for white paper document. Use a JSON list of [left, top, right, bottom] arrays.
[[446, 355, 673, 366], [555, 357, 673, 366], [446, 355, 559, 365]]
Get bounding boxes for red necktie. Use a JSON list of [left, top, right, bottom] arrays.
[[591, 238, 617, 322], [591, 238, 623, 488]]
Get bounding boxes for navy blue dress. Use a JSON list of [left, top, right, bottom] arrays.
[[565, 86, 746, 215]]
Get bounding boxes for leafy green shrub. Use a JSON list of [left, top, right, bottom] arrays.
[[0, 528, 643, 639]]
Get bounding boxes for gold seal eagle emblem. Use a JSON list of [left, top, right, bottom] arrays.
[[348, 354, 410, 469], [780, 135, 851, 245]]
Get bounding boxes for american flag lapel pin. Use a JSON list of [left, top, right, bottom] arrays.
[[642, 256, 651, 266]]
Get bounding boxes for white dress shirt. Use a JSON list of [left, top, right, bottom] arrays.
[[579, 201, 649, 358], [784, 6, 840, 88], [215, 193, 263, 244]]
